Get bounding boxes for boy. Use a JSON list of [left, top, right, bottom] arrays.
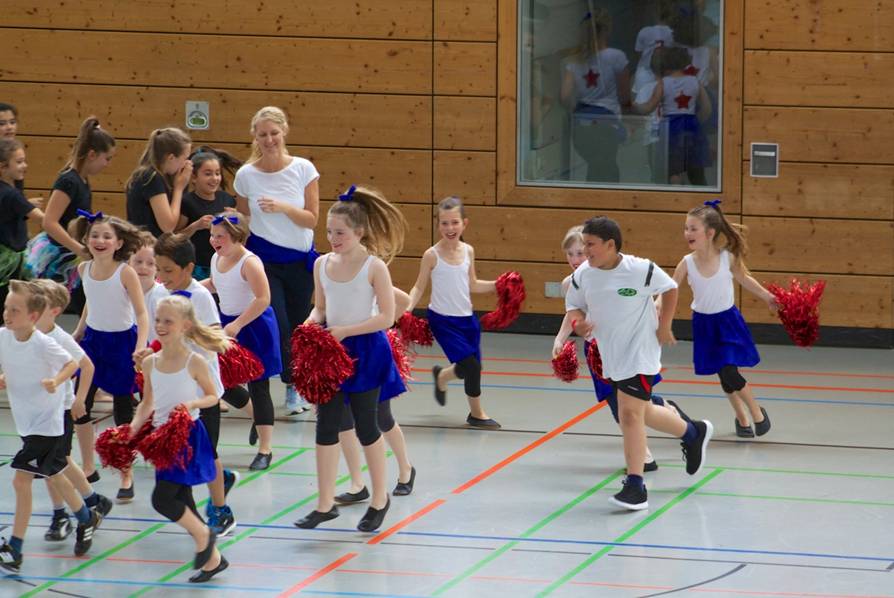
[[563, 217, 712, 510], [0, 280, 102, 571]]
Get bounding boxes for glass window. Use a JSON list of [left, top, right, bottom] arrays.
[[518, 0, 722, 191]]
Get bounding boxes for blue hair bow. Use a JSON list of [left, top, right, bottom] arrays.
[[338, 185, 357, 201], [212, 215, 239, 226], [704, 199, 722, 209], [171, 289, 192, 299], [76, 208, 104, 222]]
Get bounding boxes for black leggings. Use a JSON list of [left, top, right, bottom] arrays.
[[339, 399, 396, 434], [265, 260, 315, 385], [718, 365, 748, 394], [221, 379, 274, 426], [316, 389, 381, 447], [152, 479, 200, 522], [454, 355, 482, 398], [199, 402, 220, 459], [73, 383, 135, 426]]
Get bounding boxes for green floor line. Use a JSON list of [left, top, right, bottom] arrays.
[[660, 462, 894, 480], [537, 468, 724, 597], [431, 468, 624, 596], [269, 471, 317, 477], [19, 447, 309, 598]]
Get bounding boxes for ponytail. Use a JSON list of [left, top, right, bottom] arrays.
[[688, 201, 748, 259], [126, 127, 191, 192], [190, 145, 243, 192], [328, 185, 407, 264], [63, 116, 116, 174], [157, 295, 231, 354]]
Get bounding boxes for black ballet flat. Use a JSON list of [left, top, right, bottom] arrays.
[[294, 506, 339, 529], [393, 467, 416, 496], [193, 530, 217, 570], [334, 486, 370, 505], [357, 498, 390, 533], [189, 555, 229, 583], [432, 366, 446, 406]]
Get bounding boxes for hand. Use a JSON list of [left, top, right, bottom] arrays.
[[552, 338, 565, 359], [41, 378, 59, 393], [223, 322, 242, 338], [173, 161, 193, 190], [71, 398, 87, 420], [327, 326, 348, 342], [195, 214, 215, 230], [29, 196, 45, 210], [133, 346, 155, 364], [766, 293, 779, 314], [572, 319, 594, 338], [257, 197, 285, 214], [0, 374, 5, 390], [73, 329, 84, 342], [657, 326, 677, 346]]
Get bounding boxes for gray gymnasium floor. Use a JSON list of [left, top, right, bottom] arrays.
[[1, 330, 892, 598]]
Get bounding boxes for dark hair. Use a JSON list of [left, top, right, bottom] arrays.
[[63, 116, 116, 174], [660, 46, 692, 74], [135, 230, 157, 249], [190, 146, 243, 192], [126, 127, 191, 193], [0, 138, 23, 165], [688, 202, 748, 259], [328, 186, 407, 264], [582, 216, 622, 252], [211, 212, 250, 244], [153, 232, 196, 267], [71, 215, 143, 262], [0, 103, 17, 116]]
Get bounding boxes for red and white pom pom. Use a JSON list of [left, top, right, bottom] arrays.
[[768, 278, 827, 348], [481, 271, 526, 331], [586, 340, 607, 382], [387, 328, 414, 382], [397, 312, 433, 347], [95, 424, 138, 471], [289, 323, 355, 404], [218, 341, 265, 389], [137, 406, 195, 472], [551, 341, 580, 383]]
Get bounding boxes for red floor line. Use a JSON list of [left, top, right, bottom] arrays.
[[276, 552, 359, 598], [367, 499, 446, 545]]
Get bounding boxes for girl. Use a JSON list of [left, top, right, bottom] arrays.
[[0, 102, 17, 139], [126, 128, 193, 237], [203, 213, 282, 471], [71, 213, 149, 499], [294, 185, 406, 532], [672, 201, 774, 437], [405, 197, 500, 428], [0, 139, 43, 308], [178, 147, 241, 280], [131, 295, 228, 583], [26, 117, 116, 312]]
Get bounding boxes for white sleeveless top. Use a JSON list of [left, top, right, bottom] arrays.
[[82, 261, 135, 331], [211, 251, 257, 317], [320, 254, 375, 328], [149, 352, 201, 427], [661, 75, 700, 116], [429, 245, 473, 317], [685, 250, 735, 314]]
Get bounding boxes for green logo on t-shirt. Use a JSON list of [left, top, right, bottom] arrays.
[[617, 288, 637, 297]]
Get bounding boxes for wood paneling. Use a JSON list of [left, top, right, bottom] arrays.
[[3, 0, 433, 40], [315, 202, 431, 257], [742, 162, 894, 219], [743, 216, 894, 275], [434, 0, 497, 42], [744, 51, 894, 108], [433, 97, 496, 150], [745, 0, 894, 52], [743, 106, 894, 165], [434, 42, 497, 96], [433, 151, 496, 205]]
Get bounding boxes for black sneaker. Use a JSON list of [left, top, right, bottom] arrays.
[[223, 469, 240, 498], [95, 494, 114, 518], [735, 419, 755, 438], [754, 407, 771, 437], [0, 539, 22, 572], [610, 479, 649, 511], [681, 420, 714, 475], [85, 471, 100, 484], [45, 515, 73, 541], [466, 414, 501, 429], [432, 366, 447, 406], [249, 452, 272, 471], [74, 509, 102, 556], [644, 459, 659, 473], [666, 399, 692, 423], [116, 483, 135, 503], [334, 486, 370, 505]]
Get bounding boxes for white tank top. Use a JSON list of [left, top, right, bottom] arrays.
[[685, 250, 735, 314], [211, 251, 257, 317], [428, 245, 473, 317], [82, 261, 135, 331], [320, 254, 376, 328], [148, 352, 201, 427]]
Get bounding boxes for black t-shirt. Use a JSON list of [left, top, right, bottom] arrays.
[[181, 190, 236, 267], [0, 180, 36, 251], [51, 169, 92, 242], [126, 169, 169, 237]]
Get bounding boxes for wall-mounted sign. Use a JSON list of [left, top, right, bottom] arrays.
[[186, 101, 210, 130], [750, 142, 779, 178]]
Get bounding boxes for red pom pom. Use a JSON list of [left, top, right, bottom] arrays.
[[95, 420, 152, 471], [397, 312, 433, 347], [137, 406, 195, 471], [481, 271, 526, 331], [289, 323, 355, 404], [768, 278, 827, 347], [586, 340, 607, 381], [149, 339, 162, 353], [551, 341, 580, 382], [134, 371, 145, 394], [387, 328, 414, 382], [218, 341, 265, 389]]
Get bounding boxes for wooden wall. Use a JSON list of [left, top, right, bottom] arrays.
[[3, 0, 891, 335]]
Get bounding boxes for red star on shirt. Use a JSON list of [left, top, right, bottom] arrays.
[[683, 64, 700, 76], [674, 92, 692, 109], [584, 69, 599, 88]]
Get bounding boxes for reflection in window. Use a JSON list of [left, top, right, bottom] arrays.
[[519, 0, 722, 191]]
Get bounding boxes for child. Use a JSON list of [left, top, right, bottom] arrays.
[[672, 201, 774, 437], [564, 216, 712, 510], [0, 102, 17, 139], [0, 281, 103, 571], [70, 213, 149, 501], [125, 128, 193, 237], [0, 139, 44, 308], [177, 147, 241, 280], [131, 231, 167, 336], [131, 295, 229, 583], [294, 185, 407, 532], [31, 279, 113, 541], [406, 196, 500, 429], [147, 233, 239, 535], [25, 117, 116, 314], [203, 213, 281, 470]]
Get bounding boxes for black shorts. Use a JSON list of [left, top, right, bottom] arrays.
[[12, 435, 68, 478], [62, 410, 74, 457], [612, 374, 656, 402]]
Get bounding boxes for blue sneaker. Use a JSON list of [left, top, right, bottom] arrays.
[[285, 385, 309, 415], [209, 505, 236, 537], [223, 469, 240, 498], [206, 505, 220, 530]]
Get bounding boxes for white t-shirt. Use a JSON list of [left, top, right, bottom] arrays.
[[233, 157, 320, 252], [565, 255, 677, 381], [144, 282, 167, 343], [564, 48, 629, 114], [46, 326, 87, 410], [0, 328, 73, 436], [633, 24, 673, 94]]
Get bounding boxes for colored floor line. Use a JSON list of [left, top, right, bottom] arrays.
[[538, 468, 724, 596], [276, 552, 359, 597]]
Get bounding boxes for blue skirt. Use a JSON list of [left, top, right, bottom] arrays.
[[155, 419, 217, 486], [692, 306, 760, 375], [220, 307, 282, 380], [427, 309, 481, 365], [340, 331, 406, 398], [666, 114, 711, 174], [80, 326, 137, 395]]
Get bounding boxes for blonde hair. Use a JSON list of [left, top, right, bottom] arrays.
[[156, 295, 230, 354], [561, 225, 584, 251], [328, 186, 407, 264], [31, 279, 71, 311], [126, 127, 191, 193], [136, 230, 157, 249], [248, 106, 290, 163], [8, 280, 47, 315]]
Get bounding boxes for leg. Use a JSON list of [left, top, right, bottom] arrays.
[[74, 383, 99, 477], [312, 392, 347, 514], [248, 379, 275, 459], [12, 471, 35, 541], [152, 481, 222, 573], [112, 393, 136, 492], [378, 402, 412, 484], [719, 366, 759, 430], [199, 403, 226, 508], [617, 392, 649, 478], [349, 389, 388, 510], [338, 407, 366, 494], [455, 356, 498, 426]]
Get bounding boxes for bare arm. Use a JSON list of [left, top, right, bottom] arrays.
[[616, 67, 632, 109], [633, 79, 662, 114], [223, 256, 271, 336], [468, 246, 496, 294], [671, 257, 688, 287], [42, 359, 78, 394], [732, 255, 777, 310], [186, 354, 220, 411], [406, 249, 436, 312], [69, 354, 95, 420], [121, 265, 149, 352], [696, 83, 712, 123], [305, 258, 327, 324], [656, 287, 678, 345], [130, 356, 156, 434], [552, 309, 585, 358], [42, 190, 85, 255]]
